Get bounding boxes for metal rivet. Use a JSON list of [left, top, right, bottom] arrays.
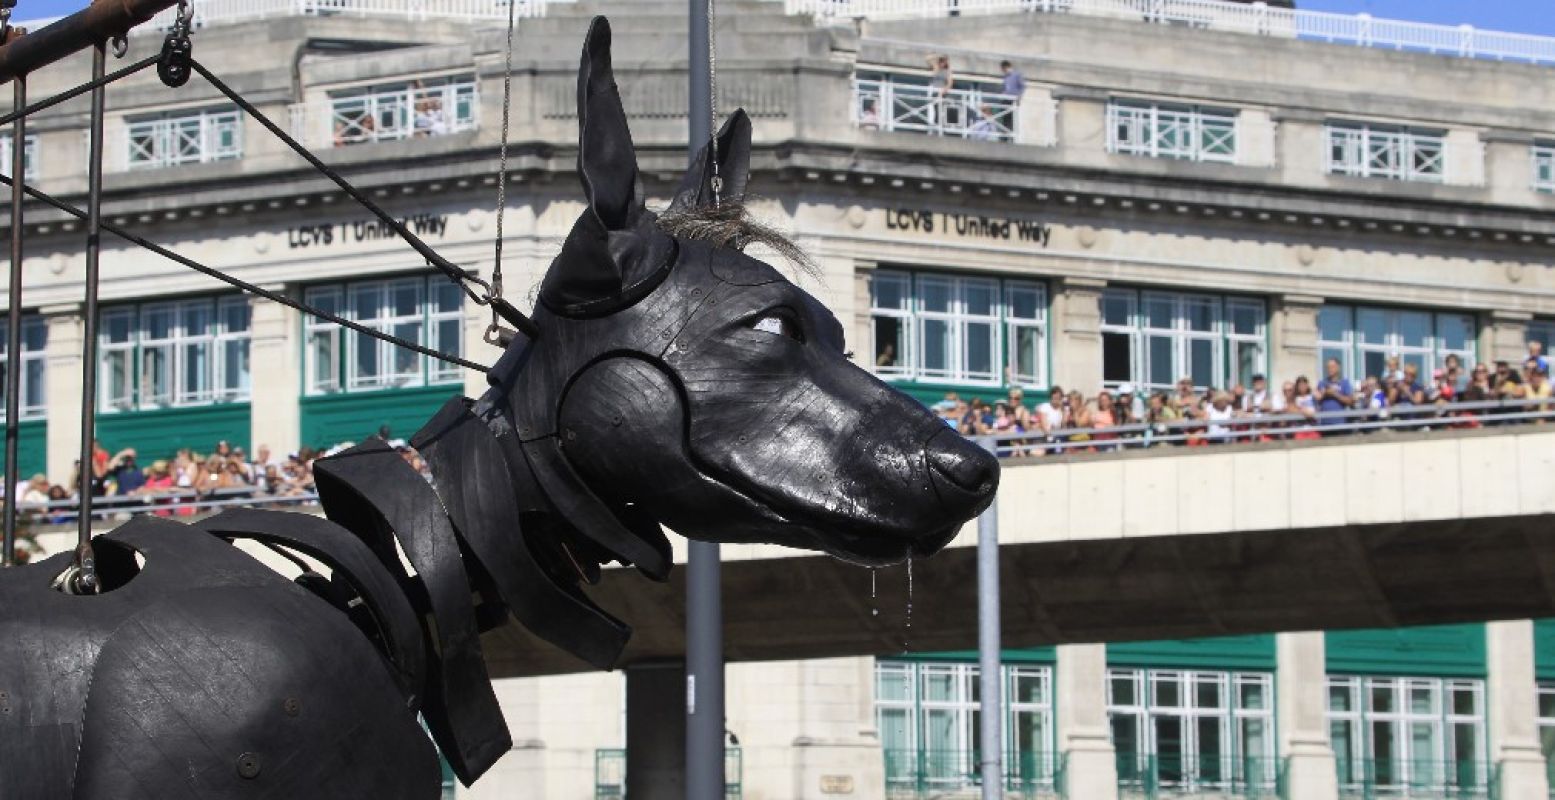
[[737, 435, 748, 444], [661, 329, 672, 339], [691, 288, 703, 297], [237, 753, 261, 779], [566, 429, 576, 441], [611, 415, 623, 427], [283, 698, 300, 717]]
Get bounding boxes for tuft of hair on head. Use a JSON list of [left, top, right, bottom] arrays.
[[656, 200, 818, 280]]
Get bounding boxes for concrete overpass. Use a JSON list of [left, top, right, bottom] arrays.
[[479, 424, 1555, 678]]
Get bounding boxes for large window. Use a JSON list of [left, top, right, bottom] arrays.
[[1325, 122, 1445, 183], [1533, 143, 1555, 194], [1538, 683, 1555, 768], [1108, 668, 1276, 794], [870, 271, 1047, 388], [1317, 305, 1475, 383], [876, 660, 1055, 794], [126, 107, 241, 169], [99, 297, 250, 411], [305, 276, 463, 395], [1107, 100, 1237, 163], [0, 134, 39, 180], [1327, 676, 1487, 796], [1528, 321, 1555, 358], [331, 76, 478, 146], [1099, 289, 1266, 391], [0, 314, 46, 421]]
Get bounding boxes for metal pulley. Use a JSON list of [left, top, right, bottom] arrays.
[[156, 1, 192, 87]]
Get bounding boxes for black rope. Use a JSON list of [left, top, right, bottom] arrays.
[[187, 63, 485, 293], [0, 174, 489, 373], [0, 53, 159, 128]]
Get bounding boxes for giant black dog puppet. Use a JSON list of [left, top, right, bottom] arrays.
[[0, 17, 999, 798]]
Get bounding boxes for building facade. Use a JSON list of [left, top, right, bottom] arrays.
[[9, 0, 1555, 797]]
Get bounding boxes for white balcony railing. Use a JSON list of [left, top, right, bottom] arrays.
[[18, 0, 548, 35], [791, 0, 1555, 68], [855, 76, 1019, 141]]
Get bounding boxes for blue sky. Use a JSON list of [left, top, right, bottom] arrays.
[[12, 0, 1555, 35]]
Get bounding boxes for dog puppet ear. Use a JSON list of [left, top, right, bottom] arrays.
[[539, 16, 672, 318], [670, 109, 752, 211]]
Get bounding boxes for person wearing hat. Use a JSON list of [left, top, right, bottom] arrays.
[[1116, 383, 1144, 424], [21, 474, 49, 505]]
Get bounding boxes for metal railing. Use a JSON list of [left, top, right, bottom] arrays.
[[787, 0, 1555, 68], [594, 748, 742, 799], [883, 749, 1064, 798], [11, 487, 320, 528], [1335, 758, 1491, 799], [18, 0, 547, 34], [1116, 753, 1282, 798], [855, 76, 1018, 141], [984, 397, 1555, 459]]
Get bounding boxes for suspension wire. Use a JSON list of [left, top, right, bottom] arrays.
[[0, 175, 489, 373], [488, 0, 518, 342], [2, 73, 21, 569], [707, 0, 721, 206], [0, 53, 158, 129], [187, 59, 540, 341]]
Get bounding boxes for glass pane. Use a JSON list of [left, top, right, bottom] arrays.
[[1373, 720, 1399, 787], [181, 341, 209, 398], [436, 319, 461, 360], [433, 281, 463, 313], [352, 285, 384, 323], [1329, 683, 1353, 713], [965, 322, 994, 379], [392, 281, 421, 317], [1318, 306, 1351, 343], [1398, 311, 1430, 349], [1371, 683, 1397, 713], [1111, 675, 1137, 707], [1240, 681, 1267, 711], [1197, 716, 1224, 783], [354, 330, 380, 383], [220, 299, 250, 333], [1410, 684, 1435, 714], [922, 319, 951, 375], [142, 344, 172, 405], [874, 317, 906, 371], [1189, 339, 1215, 387], [1195, 677, 1223, 709], [1438, 314, 1473, 353], [1155, 717, 1184, 783], [1008, 285, 1043, 321], [1111, 713, 1141, 759], [310, 331, 338, 391], [1154, 676, 1181, 708], [873, 274, 910, 311], [1183, 298, 1217, 332], [1102, 292, 1133, 327], [920, 279, 953, 314], [1362, 350, 1387, 381], [1103, 332, 1134, 385], [22, 320, 45, 351], [1012, 672, 1047, 705], [1145, 296, 1174, 330], [964, 281, 995, 317], [1358, 308, 1390, 346], [1539, 690, 1555, 719], [1453, 722, 1478, 765], [877, 666, 911, 702], [1228, 302, 1262, 335], [923, 669, 956, 702], [392, 322, 421, 377], [143, 306, 174, 341], [223, 339, 249, 394], [1147, 335, 1173, 387], [1234, 340, 1263, 387], [1011, 325, 1042, 385]]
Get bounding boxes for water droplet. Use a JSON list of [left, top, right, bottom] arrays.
[[904, 558, 914, 652], [870, 568, 878, 616]]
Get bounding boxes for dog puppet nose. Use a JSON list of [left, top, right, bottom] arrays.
[[925, 428, 999, 505]]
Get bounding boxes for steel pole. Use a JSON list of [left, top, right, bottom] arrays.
[[685, 0, 724, 796], [1, 73, 22, 567], [977, 437, 1002, 799], [75, 43, 105, 563], [0, 0, 179, 85]]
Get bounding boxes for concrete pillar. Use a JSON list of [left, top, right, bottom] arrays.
[[1235, 109, 1279, 168], [1276, 632, 1339, 800], [1015, 89, 1059, 148], [1444, 130, 1487, 187], [1272, 294, 1322, 383], [248, 291, 301, 457], [791, 658, 886, 800], [625, 661, 686, 800], [1487, 620, 1550, 798], [1052, 277, 1104, 392], [853, 260, 877, 368], [41, 304, 82, 485], [1486, 310, 1532, 365], [1056, 643, 1117, 800]]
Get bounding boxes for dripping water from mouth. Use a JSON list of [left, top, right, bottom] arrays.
[[902, 557, 914, 653], [870, 567, 878, 617]]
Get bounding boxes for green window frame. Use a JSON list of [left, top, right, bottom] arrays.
[[303, 275, 464, 396], [0, 314, 46, 421], [1316, 304, 1476, 384], [1107, 100, 1238, 163], [1099, 288, 1267, 392], [869, 270, 1048, 390], [98, 296, 250, 412], [875, 659, 1056, 794], [1533, 142, 1555, 194], [1107, 668, 1276, 795], [1327, 675, 1487, 796]]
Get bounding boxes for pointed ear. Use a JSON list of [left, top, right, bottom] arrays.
[[671, 109, 752, 211], [577, 16, 643, 230]]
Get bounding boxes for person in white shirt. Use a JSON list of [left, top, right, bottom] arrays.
[[1035, 386, 1066, 435], [1206, 391, 1237, 441], [1240, 374, 1286, 416]]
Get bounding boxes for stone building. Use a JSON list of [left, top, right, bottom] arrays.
[[8, 0, 1555, 797]]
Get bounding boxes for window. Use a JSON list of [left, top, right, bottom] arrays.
[[331, 76, 478, 146], [853, 71, 1017, 141], [1530, 322, 1555, 362], [0, 314, 46, 421], [1099, 289, 1266, 391], [1108, 668, 1276, 794], [305, 276, 464, 395], [1107, 101, 1237, 163], [1317, 305, 1476, 383], [870, 271, 1047, 388], [1326, 122, 1445, 183], [98, 297, 250, 411], [1537, 683, 1555, 768], [126, 107, 242, 169], [0, 134, 39, 180], [1327, 676, 1486, 795], [876, 661, 1055, 794], [1534, 143, 1555, 194]]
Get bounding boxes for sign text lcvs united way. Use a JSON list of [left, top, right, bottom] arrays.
[[885, 209, 1052, 245], [287, 214, 450, 249]]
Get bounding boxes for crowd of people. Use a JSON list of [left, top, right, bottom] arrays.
[[936, 343, 1555, 453]]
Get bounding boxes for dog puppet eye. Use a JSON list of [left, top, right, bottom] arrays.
[[750, 312, 803, 342]]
